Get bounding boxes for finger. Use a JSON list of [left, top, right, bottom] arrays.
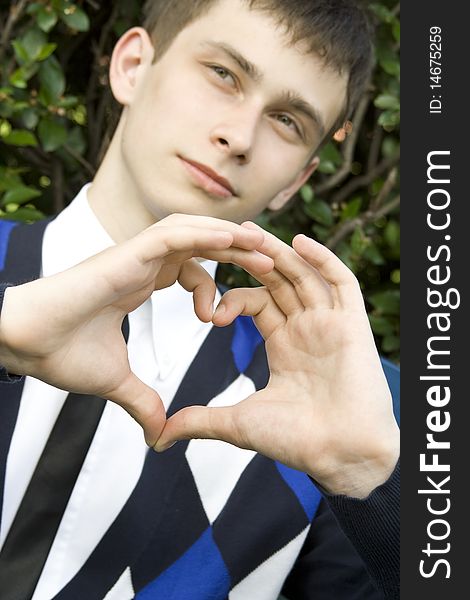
[[252, 267, 305, 315], [153, 215, 266, 250], [242, 222, 334, 309], [292, 234, 364, 310], [213, 287, 285, 339], [154, 405, 241, 452], [105, 371, 167, 447], [178, 260, 217, 322], [194, 246, 274, 276], [239, 224, 320, 313], [135, 226, 235, 263]]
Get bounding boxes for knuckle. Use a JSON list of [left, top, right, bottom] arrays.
[[292, 272, 309, 288]]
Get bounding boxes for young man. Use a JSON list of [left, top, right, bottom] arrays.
[[0, 1, 399, 598]]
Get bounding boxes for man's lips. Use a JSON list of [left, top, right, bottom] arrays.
[[179, 157, 236, 198]]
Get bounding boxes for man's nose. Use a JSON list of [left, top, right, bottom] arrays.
[[209, 105, 260, 164]]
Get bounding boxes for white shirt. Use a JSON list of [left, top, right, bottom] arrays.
[[0, 184, 219, 600]]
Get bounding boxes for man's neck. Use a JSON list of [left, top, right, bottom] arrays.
[[87, 119, 158, 243]]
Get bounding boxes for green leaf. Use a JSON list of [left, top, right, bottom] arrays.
[[0, 167, 26, 192], [22, 28, 47, 61], [60, 5, 90, 32], [363, 243, 385, 265], [26, 3, 43, 15], [21, 108, 39, 129], [38, 118, 68, 151], [12, 40, 30, 65], [376, 47, 400, 78], [319, 142, 342, 166], [378, 110, 400, 130], [57, 95, 79, 108], [318, 160, 337, 174], [340, 197, 362, 220], [70, 104, 86, 125], [318, 142, 342, 174], [300, 184, 314, 203], [2, 129, 38, 147], [1, 206, 45, 223], [37, 7, 59, 32], [305, 199, 333, 226], [39, 56, 66, 103], [12, 100, 29, 112], [0, 120, 12, 138], [9, 64, 40, 89], [368, 290, 400, 315], [379, 58, 400, 78], [374, 94, 400, 111], [350, 226, 370, 255], [9, 68, 27, 89], [1, 185, 42, 207], [37, 43, 58, 62], [381, 136, 399, 158]]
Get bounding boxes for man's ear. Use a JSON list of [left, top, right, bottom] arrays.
[[267, 156, 320, 211], [109, 27, 155, 106]]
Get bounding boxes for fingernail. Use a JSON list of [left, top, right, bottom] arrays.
[[154, 441, 177, 453]]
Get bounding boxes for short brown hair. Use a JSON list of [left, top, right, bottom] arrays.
[[142, 0, 374, 141]]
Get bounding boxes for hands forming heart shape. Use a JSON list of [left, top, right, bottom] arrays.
[[0, 213, 399, 497]]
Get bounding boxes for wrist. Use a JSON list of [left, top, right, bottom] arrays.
[[309, 427, 400, 499]]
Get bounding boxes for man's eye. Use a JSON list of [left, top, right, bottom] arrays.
[[275, 114, 301, 135], [276, 114, 294, 128], [210, 65, 234, 83]]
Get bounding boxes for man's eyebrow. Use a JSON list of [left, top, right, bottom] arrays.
[[278, 90, 325, 139], [202, 41, 326, 138], [202, 41, 263, 82]]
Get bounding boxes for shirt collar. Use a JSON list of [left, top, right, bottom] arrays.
[[42, 183, 115, 277]]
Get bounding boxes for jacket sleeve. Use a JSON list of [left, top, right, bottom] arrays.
[[323, 460, 400, 599], [282, 461, 399, 600], [0, 283, 23, 383]]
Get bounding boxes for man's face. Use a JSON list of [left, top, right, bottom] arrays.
[[118, 0, 347, 223]]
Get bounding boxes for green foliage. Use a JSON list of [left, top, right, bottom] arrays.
[[0, 0, 400, 361]]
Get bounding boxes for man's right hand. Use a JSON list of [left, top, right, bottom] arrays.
[[0, 214, 273, 446]]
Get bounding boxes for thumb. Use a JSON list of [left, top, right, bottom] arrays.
[[105, 372, 167, 446], [154, 405, 241, 452]]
